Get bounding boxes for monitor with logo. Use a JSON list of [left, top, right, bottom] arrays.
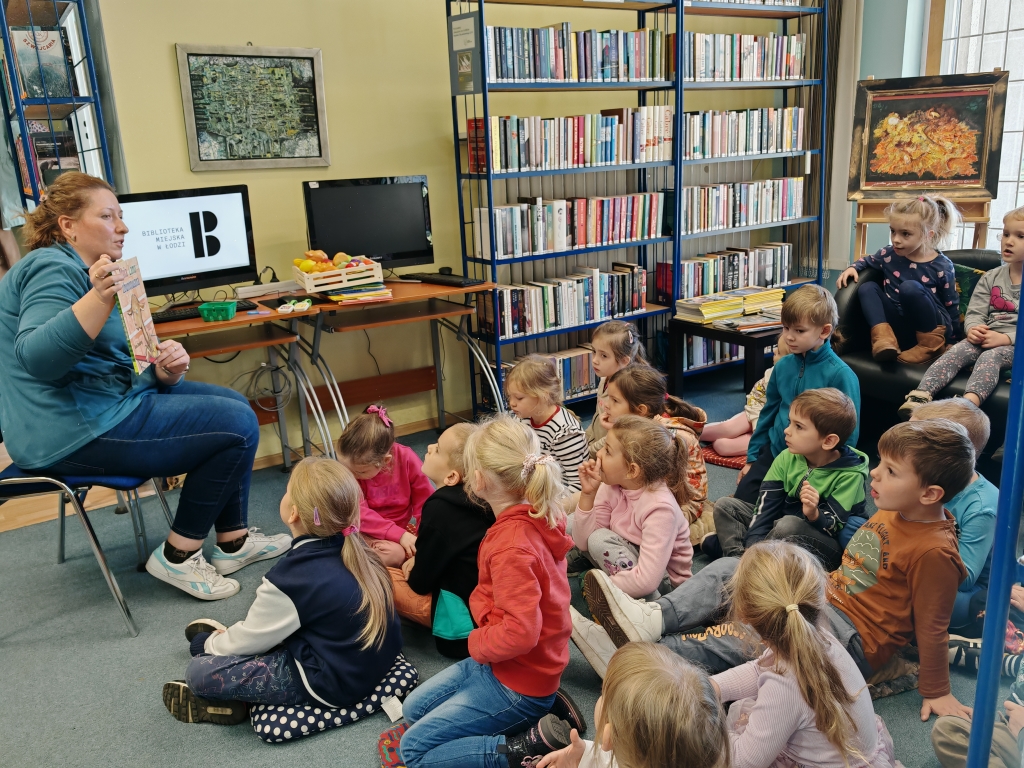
[[117, 185, 257, 296]]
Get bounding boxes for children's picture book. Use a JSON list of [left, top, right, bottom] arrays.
[[10, 26, 78, 99], [114, 257, 161, 374]]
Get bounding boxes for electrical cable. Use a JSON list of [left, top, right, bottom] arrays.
[[202, 351, 241, 364], [364, 329, 382, 376]]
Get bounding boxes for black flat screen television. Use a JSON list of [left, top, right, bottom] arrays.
[[118, 185, 257, 296], [302, 175, 433, 270]]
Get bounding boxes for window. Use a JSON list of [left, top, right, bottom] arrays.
[[942, 0, 1024, 248]]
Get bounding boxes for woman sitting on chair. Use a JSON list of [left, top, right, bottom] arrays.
[[0, 172, 289, 600]]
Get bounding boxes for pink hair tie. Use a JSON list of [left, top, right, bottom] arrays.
[[342, 525, 359, 537], [367, 405, 392, 427]]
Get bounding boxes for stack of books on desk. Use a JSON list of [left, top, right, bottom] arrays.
[[674, 292, 744, 324], [735, 286, 785, 314], [326, 282, 393, 305], [712, 309, 782, 333]]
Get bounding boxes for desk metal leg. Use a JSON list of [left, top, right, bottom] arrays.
[[430, 318, 447, 431], [288, 320, 313, 457], [267, 345, 293, 470], [437, 315, 505, 415]]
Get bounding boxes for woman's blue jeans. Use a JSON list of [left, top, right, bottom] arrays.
[[399, 657, 555, 768], [45, 380, 259, 541]]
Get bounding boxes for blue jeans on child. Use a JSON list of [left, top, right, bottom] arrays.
[[45, 380, 259, 540], [186, 647, 313, 705], [400, 657, 555, 768], [857, 279, 953, 349]]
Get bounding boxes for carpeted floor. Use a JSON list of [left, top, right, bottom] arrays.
[[0, 367, 1004, 767]]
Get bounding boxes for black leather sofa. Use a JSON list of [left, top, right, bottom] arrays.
[[834, 248, 1008, 475]]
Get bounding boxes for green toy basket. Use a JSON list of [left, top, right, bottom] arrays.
[[197, 301, 237, 322]]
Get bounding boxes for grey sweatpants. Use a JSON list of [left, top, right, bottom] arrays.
[[713, 497, 844, 570], [580, 527, 671, 600], [654, 557, 873, 678]]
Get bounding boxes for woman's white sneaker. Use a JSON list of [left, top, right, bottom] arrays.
[[570, 606, 617, 679], [211, 528, 292, 575], [145, 548, 240, 600]]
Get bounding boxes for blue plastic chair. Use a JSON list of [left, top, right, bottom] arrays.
[[0, 443, 173, 637]]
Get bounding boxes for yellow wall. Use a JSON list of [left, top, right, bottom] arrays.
[[96, 0, 776, 459]]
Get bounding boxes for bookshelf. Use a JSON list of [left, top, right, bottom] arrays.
[[447, 0, 828, 413], [0, 0, 114, 205]]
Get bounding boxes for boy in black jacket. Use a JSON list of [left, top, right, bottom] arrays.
[[389, 422, 494, 658]]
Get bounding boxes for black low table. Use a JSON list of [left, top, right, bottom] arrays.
[[667, 317, 781, 395]]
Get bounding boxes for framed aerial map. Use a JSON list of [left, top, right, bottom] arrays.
[[848, 71, 1008, 200], [175, 44, 330, 171]]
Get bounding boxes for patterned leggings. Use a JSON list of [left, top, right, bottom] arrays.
[[918, 339, 1015, 402]]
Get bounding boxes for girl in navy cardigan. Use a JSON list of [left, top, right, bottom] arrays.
[[162, 457, 402, 725]]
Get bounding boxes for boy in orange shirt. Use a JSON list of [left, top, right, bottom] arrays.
[[576, 419, 975, 721]]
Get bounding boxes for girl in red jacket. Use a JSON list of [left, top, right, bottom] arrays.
[[337, 404, 435, 568], [400, 414, 577, 768]]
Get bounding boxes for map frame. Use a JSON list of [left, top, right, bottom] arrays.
[[175, 43, 331, 171]]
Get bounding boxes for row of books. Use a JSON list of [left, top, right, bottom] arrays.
[[12, 125, 80, 196], [476, 263, 648, 340], [501, 348, 599, 401], [484, 24, 674, 84], [466, 105, 674, 174], [654, 243, 793, 305], [679, 338, 745, 372], [1, 26, 80, 104], [674, 286, 785, 324], [677, 176, 804, 235], [472, 193, 666, 260], [681, 107, 805, 160], [680, 32, 807, 82]]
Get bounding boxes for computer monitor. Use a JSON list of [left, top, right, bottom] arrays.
[[117, 185, 257, 296], [302, 175, 433, 270]]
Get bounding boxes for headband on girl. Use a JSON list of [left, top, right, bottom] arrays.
[[342, 525, 359, 537], [521, 453, 557, 479], [367, 405, 392, 427]]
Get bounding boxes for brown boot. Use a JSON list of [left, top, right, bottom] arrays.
[[870, 323, 900, 362], [897, 326, 948, 365]]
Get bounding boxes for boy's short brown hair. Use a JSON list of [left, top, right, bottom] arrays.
[[1004, 205, 1024, 223], [878, 419, 975, 502], [910, 398, 990, 456], [790, 388, 857, 445], [781, 284, 839, 331], [504, 354, 563, 405], [443, 422, 477, 477]]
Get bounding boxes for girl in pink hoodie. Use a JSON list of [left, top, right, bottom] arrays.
[[337, 404, 434, 568], [573, 415, 693, 599]]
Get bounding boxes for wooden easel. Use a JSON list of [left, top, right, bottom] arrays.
[[854, 198, 990, 260]]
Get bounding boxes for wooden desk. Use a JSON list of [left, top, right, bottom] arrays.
[[668, 317, 779, 394], [157, 299, 323, 469]]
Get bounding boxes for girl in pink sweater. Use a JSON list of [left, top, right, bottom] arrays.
[[337, 404, 434, 568], [711, 541, 897, 768], [573, 415, 692, 599]]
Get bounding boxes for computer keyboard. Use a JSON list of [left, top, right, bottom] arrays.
[[151, 300, 258, 324], [402, 272, 485, 288]]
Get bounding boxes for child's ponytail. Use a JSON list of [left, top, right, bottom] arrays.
[[729, 541, 862, 761], [464, 414, 569, 527], [288, 457, 396, 651], [885, 194, 963, 249], [610, 415, 694, 509], [338, 403, 396, 467]]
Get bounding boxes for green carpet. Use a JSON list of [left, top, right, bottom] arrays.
[[0, 367, 1005, 767]]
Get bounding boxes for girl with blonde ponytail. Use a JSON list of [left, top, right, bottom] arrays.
[[714, 541, 898, 767], [163, 457, 403, 726], [401, 414, 580, 768]]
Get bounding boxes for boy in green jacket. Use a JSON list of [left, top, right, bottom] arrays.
[[711, 388, 868, 570]]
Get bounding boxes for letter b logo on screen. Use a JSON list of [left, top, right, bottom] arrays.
[[189, 211, 220, 258]]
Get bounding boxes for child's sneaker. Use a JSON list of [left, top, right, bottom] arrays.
[[570, 606, 618, 679], [211, 528, 292, 575], [500, 714, 572, 767], [549, 686, 587, 735], [583, 569, 663, 646], [185, 618, 227, 642], [898, 390, 932, 420], [162, 681, 248, 725], [146, 548, 240, 600]]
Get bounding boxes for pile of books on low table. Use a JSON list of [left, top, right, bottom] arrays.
[[674, 285, 785, 325]]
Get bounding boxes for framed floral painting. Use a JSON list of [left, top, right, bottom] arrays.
[[848, 71, 1008, 200]]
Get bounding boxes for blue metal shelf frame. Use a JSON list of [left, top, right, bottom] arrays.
[[0, 0, 114, 205], [449, 0, 828, 416], [967, 304, 1024, 764]]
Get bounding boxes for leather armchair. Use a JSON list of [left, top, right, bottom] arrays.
[[834, 248, 1008, 467]]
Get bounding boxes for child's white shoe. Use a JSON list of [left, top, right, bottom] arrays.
[[584, 569, 663, 645], [211, 528, 292, 575], [146, 548, 240, 600], [570, 606, 617, 679]]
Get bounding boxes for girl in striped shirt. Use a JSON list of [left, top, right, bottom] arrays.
[[505, 355, 590, 493]]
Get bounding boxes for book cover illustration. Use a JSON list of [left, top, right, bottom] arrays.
[[10, 27, 78, 99], [114, 257, 160, 374]]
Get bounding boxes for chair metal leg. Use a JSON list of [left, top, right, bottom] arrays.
[[57, 492, 66, 564], [152, 480, 174, 528], [127, 489, 149, 569], [71, 496, 139, 637], [114, 489, 129, 515]]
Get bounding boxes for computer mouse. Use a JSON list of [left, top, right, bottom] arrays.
[[439, 266, 453, 275]]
